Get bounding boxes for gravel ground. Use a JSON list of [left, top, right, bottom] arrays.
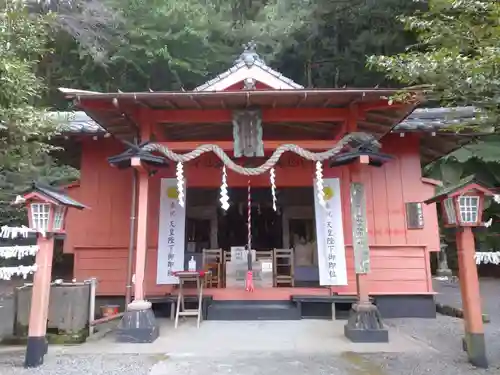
[[0, 315, 499, 375], [365, 315, 500, 375], [0, 350, 158, 375]]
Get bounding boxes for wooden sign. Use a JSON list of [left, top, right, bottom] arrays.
[[350, 182, 370, 274], [405, 202, 424, 229]]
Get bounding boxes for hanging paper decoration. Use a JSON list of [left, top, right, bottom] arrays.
[[0, 225, 36, 239], [475, 252, 500, 265], [1, 226, 39, 280], [220, 165, 230, 211], [270, 167, 277, 212], [176, 162, 185, 207], [0, 245, 38, 259], [0, 265, 38, 281], [247, 180, 252, 251], [315, 161, 326, 207], [245, 180, 254, 292]]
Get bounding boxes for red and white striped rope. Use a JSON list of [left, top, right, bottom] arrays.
[[247, 180, 252, 251]]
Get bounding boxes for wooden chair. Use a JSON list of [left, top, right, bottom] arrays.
[[256, 250, 273, 261], [273, 248, 295, 287], [202, 249, 222, 288]]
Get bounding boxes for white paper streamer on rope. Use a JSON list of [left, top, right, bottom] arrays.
[[475, 252, 500, 265], [315, 161, 325, 207], [220, 165, 230, 211], [0, 245, 39, 259], [270, 167, 277, 212], [1, 226, 40, 280], [0, 225, 36, 239], [176, 162, 185, 207], [0, 265, 38, 280]]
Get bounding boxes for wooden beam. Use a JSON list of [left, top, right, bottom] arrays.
[[152, 108, 349, 123], [157, 140, 338, 151], [358, 100, 405, 112]]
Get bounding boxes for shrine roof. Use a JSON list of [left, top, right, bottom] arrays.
[[53, 106, 478, 134], [51, 105, 484, 165]]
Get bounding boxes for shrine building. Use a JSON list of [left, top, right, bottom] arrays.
[[56, 44, 477, 321]]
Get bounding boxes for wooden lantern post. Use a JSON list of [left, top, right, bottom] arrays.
[[329, 140, 393, 343], [424, 175, 492, 369], [18, 183, 87, 368]]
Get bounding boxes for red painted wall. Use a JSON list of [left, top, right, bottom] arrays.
[[66, 133, 440, 296]]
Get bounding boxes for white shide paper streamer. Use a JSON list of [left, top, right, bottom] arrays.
[[315, 161, 325, 207], [1, 226, 40, 280], [475, 252, 500, 265], [0, 265, 38, 280], [0, 245, 39, 259], [220, 165, 230, 211], [176, 162, 185, 207]]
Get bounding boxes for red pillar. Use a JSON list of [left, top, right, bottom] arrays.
[[132, 168, 149, 301], [456, 227, 487, 368], [25, 235, 55, 367]]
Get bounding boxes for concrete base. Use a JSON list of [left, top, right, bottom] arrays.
[[115, 300, 160, 343], [436, 268, 453, 278], [24, 336, 48, 368], [344, 302, 389, 343], [463, 332, 488, 368]]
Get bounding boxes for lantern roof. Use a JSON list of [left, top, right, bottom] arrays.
[[22, 182, 87, 209], [107, 143, 169, 169], [424, 175, 494, 204]]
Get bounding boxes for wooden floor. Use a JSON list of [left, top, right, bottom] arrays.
[[172, 287, 332, 300]]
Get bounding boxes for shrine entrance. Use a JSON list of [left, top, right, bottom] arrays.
[[185, 187, 320, 289]]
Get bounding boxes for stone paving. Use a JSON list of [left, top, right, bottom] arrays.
[[433, 277, 500, 316]]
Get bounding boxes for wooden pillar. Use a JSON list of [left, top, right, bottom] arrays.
[[456, 227, 487, 368], [25, 235, 54, 367], [131, 160, 149, 301], [350, 155, 370, 304], [115, 124, 159, 343], [344, 156, 388, 343]]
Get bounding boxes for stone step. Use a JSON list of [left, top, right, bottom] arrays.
[[206, 300, 301, 321]]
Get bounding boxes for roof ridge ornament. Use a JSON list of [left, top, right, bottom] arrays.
[[235, 40, 264, 67]]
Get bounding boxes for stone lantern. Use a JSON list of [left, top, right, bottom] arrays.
[[19, 182, 87, 368], [425, 175, 493, 369]]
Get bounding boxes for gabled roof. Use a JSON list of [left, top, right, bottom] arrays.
[[23, 182, 87, 209], [194, 42, 303, 91], [424, 175, 494, 204]]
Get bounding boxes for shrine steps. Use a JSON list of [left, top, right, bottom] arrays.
[[206, 300, 301, 320]]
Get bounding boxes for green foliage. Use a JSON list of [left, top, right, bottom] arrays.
[[0, 1, 78, 226], [368, 0, 500, 130], [276, 0, 420, 88]]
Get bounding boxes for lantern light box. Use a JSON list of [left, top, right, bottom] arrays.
[[424, 175, 493, 228], [21, 182, 87, 234]]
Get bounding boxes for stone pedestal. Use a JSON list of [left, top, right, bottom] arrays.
[[115, 300, 159, 343], [344, 302, 389, 343]]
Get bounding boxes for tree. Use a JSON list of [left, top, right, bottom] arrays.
[[275, 0, 421, 88], [367, 0, 500, 129], [0, 1, 78, 226]]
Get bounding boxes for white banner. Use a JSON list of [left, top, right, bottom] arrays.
[[156, 178, 186, 284], [313, 178, 348, 285]]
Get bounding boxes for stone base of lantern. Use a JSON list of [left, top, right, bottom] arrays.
[[344, 302, 389, 343], [115, 300, 159, 343], [24, 336, 48, 368]]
